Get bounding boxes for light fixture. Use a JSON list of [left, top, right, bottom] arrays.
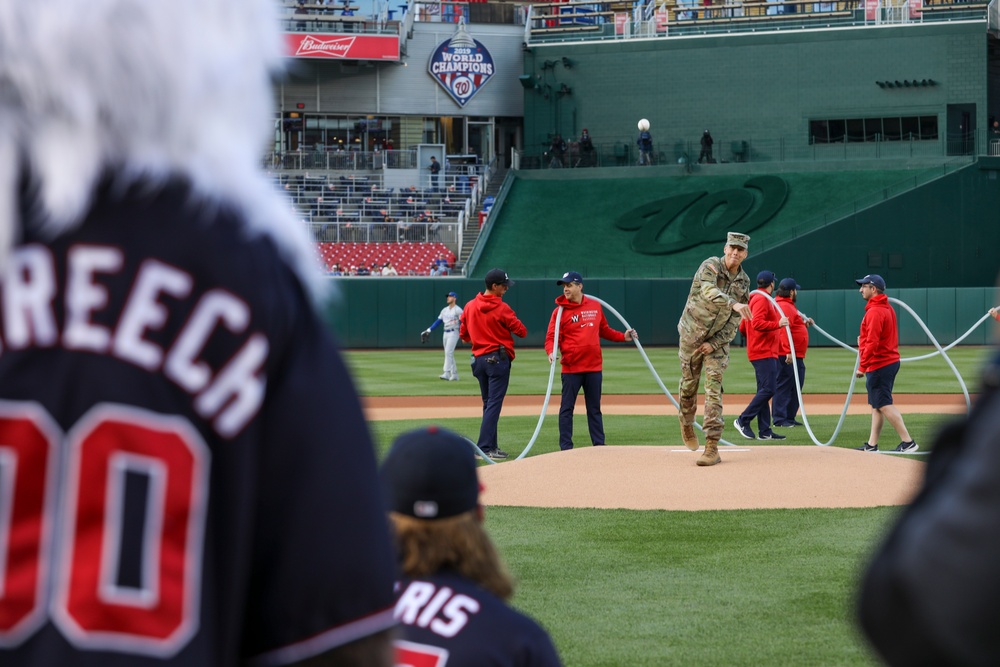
[[558, 83, 571, 96], [561, 56, 572, 68], [518, 74, 539, 90], [541, 60, 558, 70]]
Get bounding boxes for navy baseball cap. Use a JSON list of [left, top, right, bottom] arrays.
[[447, 291, 458, 298], [855, 274, 886, 290], [556, 271, 583, 285], [756, 270, 776, 285], [380, 426, 479, 520], [484, 268, 514, 288], [778, 278, 801, 291]]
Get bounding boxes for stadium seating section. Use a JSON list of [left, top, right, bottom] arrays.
[[316, 242, 456, 275]]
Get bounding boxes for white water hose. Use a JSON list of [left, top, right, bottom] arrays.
[[470, 292, 996, 462]]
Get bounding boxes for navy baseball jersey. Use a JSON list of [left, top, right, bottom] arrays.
[[393, 570, 562, 667], [0, 177, 397, 665]]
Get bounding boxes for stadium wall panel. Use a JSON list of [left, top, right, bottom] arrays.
[[324, 280, 996, 348]]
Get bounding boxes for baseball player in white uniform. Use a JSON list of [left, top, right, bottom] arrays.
[[421, 291, 463, 380]]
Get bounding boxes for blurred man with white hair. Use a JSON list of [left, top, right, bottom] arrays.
[[0, 1, 397, 665]]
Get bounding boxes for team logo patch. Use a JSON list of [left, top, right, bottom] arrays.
[[571, 315, 580, 323], [427, 19, 495, 108]]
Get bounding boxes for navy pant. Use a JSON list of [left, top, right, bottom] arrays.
[[773, 355, 806, 424], [472, 351, 511, 452], [740, 357, 778, 435], [559, 371, 605, 450]]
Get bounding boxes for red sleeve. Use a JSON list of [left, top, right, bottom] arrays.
[[459, 301, 471, 342], [598, 310, 626, 343], [503, 303, 527, 338], [858, 309, 884, 373], [545, 307, 559, 354]]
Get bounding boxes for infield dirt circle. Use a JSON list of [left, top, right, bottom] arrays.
[[364, 393, 963, 511]]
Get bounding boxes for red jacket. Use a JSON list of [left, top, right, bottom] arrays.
[[775, 296, 808, 358], [739, 291, 782, 361], [544, 295, 625, 373], [858, 293, 900, 373], [459, 291, 527, 360]]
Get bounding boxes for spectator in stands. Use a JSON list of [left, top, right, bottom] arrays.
[[382, 261, 398, 276], [356, 263, 371, 276], [637, 127, 654, 166], [579, 128, 596, 167], [428, 156, 441, 191], [699, 130, 715, 164], [329, 262, 344, 276], [547, 134, 567, 168]]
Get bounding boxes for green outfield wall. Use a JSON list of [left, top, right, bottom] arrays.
[[325, 279, 997, 349]]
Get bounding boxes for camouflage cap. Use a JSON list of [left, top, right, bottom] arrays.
[[726, 232, 750, 249]]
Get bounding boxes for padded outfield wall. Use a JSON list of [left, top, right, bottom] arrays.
[[324, 279, 996, 348], [521, 22, 988, 161]]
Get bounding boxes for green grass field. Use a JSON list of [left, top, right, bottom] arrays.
[[349, 345, 990, 666]]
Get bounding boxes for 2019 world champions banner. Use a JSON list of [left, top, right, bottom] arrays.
[[427, 20, 495, 107]]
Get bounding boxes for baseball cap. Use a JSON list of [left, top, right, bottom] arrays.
[[726, 232, 750, 249], [484, 268, 514, 288], [380, 426, 479, 520], [855, 274, 886, 290], [556, 271, 583, 285], [447, 291, 458, 298], [756, 270, 776, 285], [778, 278, 801, 291]]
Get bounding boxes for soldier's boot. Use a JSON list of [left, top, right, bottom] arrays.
[[678, 414, 699, 451], [697, 440, 721, 467]]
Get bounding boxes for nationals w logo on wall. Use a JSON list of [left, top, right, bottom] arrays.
[[428, 19, 495, 108]]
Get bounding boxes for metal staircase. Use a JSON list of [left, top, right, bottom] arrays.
[[456, 166, 507, 270]]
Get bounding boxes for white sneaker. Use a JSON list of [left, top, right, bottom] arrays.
[[450, 374, 459, 381], [439, 374, 450, 380]]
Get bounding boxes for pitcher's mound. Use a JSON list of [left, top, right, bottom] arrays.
[[478, 446, 924, 511]]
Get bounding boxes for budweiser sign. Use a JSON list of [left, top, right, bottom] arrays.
[[296, 35, 355, 57], [285, 33, 400, 60]]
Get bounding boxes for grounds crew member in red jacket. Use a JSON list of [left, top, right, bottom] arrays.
[[854, 274, 918, 453], [733, 271, 789, 440], [460, 269, 528, 459], [772, 278, 815, 427], [544, 271, 637, 450]]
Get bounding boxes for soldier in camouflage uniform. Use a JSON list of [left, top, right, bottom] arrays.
[[677, 232, 753, 466]]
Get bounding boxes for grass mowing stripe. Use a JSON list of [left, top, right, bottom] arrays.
[[369, 414, 952, 460], [486, 506, 893, 666], [347, 346, 990, 397]]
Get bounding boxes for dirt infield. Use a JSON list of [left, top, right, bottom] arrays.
[[364, 394, 948, 510], [362, 393, 967, 420]]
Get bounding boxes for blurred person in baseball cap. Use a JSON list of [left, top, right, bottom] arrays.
[[772, 278, 814, 428], [381, 427, 563, 665]]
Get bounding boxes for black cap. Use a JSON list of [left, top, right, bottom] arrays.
[[380, 426, 479, 520], [778, 278, 801, 291], [484, 268, 514, 288]]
